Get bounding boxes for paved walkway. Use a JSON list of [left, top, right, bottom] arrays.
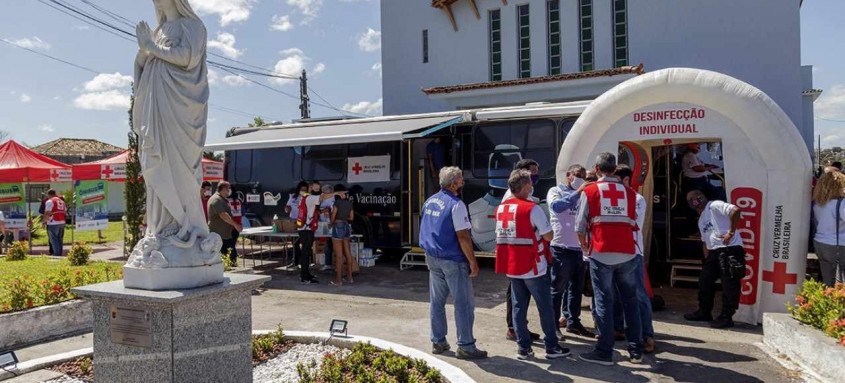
[[13, 259, 805, 382]]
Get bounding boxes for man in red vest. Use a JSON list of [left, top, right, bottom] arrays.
[[42, 189, 67, 257], [495, 169, 570, 360], [575, 153, 643, 366]]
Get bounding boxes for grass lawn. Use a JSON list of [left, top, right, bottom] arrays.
[[0, 256, 123, 313], [30, 221, 124, 246]]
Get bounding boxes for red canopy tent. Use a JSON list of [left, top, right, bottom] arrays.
[[0, 140, 72, 183], [72, 150, 224, 181]]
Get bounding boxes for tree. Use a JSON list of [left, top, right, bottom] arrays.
[[203, 151, 223, 161], [247, 116, 267, 128], [124, 93, 145, 255]]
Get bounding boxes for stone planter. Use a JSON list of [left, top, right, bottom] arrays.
[[763, 312, 845, 383], [0, 300, 92, 349]]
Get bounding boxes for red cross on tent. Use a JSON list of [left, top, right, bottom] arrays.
[[762, 261, 798, 295], [101, 165, 115, 179]]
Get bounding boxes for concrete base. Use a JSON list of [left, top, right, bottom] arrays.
[[763, 312, 845, 383], [123, 262, 225, 290], [71, 274, 269, 383]]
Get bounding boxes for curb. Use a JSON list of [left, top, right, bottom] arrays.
[[0, 347, 92, 381], [763, 313, 844, 383]]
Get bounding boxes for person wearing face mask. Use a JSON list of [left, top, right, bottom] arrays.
[[500, 159, 543, 342], [207, 181, 243, 263], [286, 181, 310, 269], [683, 190, 745, 329], [496, 169, 570, 360], [296, 181, 323, 284], [419, 166, 487, 359], [546, 164, 596, 339], [200, 181, 212, 221]]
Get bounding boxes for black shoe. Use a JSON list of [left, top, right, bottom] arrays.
[[456, 347, 488, 360], [506, 329, 541, 342], [579, 351, 614, 366], [432, 342, 450, 355], [710, 317, 735, 329], [629, 351, 643, 364], [566, 324, 596, 338], [300, 278, 319, 284], [529, 331, 541, 341], [684, 311, 713, 322], [545, 346, 571, 359]]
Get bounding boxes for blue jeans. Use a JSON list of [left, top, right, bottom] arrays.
[[590, 257, 642, 358], [550, 246, 585, 327], [47, 224, 64, 257], [510, 274, 559, 351], [427, 256, 476, 350], [611, 256, 654, 339]]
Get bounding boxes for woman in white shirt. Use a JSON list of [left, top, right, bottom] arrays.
[[812, 171, 845, 286]]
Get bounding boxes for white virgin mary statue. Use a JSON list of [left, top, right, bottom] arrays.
[[126, 0, 223, 290]]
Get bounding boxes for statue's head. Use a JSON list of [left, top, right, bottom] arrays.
[[153, 0, 201, 25]]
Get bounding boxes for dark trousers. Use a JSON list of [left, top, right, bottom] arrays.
[[550, 247, 586, 327], [299, 230, 315, 281], [506, 282, 531, 330], [293, 233, 303, 265], [698, 246, 746, 319], [221, 237, 238, 263]]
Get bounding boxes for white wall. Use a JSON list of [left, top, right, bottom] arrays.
[[381, 0, 809, 153]]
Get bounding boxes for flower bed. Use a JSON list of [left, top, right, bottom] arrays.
[[787, 279, 845, 345], [44, 327, 448, 383], [0, 256, 123, 313]]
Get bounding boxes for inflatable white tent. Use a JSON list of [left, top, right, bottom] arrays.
[[557, 68, 812, 324]]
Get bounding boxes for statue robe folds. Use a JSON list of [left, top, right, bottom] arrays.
[[126, 17, 223, 289]]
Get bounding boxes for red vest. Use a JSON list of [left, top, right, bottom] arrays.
[[229, 199, 242, 225], [494, 198, 552, 276], [584, 180, 638, 255], [48, 196, 67, 223]]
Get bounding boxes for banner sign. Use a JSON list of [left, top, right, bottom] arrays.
[[49, 169, 72, 182], [100, 164, 126, 180], [0, 183, 27, 229], [203, 162, 224, 180], [75, 180, 109, 231], [347, 155, 390, 183]]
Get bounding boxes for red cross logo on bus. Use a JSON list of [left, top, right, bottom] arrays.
[[762, 261, 798, 294], [601, 183, 626, 207], [352, 162, 363, 175], [101, 165, 114, 179], [496, 205, 516, 228]]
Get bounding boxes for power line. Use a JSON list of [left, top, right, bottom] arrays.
[[0, 38, 100, 74]]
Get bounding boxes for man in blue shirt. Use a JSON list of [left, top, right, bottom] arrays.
[[419, 166, 487, 360]]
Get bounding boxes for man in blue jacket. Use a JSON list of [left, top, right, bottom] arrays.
[[419, 166, 487, 360], [546, 164, 595, 339]]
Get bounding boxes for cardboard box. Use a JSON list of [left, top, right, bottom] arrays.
[[274, 219, 297, 233]]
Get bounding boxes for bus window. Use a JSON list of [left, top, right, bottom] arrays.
[[252, 148, 300, 191], [472, 119, 557, 179], [302, 144, 346, 181], [229, 149, 253, 184], [559, 118, 576, 145]]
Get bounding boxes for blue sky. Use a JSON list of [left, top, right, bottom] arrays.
[[0, 0, 843, 151], [0, 0, 382, 148]]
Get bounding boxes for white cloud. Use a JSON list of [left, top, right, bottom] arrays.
[[82, 73, 132, 92], [53, 96, 61, 100], [73, 72, 132, 111], [271, 48, 308, 86], [8, 36, 50, 50], [270, 14, 294, 32], [188, 0, 255, 27], [357, 28, 381, 52], [342, 98, 382, 116], [208, 69, 250, 87], [73, 90, 130, 111], [816, 85, 845, 120], [39, 124, 55, 133], [370, 62, 382, 78], [312, 62, 326, 76], [287, 0, 323, 24], [207, 32, 243, 59], [19, 94, 31, 103]]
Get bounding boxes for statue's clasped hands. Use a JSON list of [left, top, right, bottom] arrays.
[[136, 21, 154, 52]]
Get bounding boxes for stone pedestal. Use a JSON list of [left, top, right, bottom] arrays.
[[72, 274, 269, 383]]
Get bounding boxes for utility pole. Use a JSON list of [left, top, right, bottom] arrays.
[[299, 69, 310, 120]]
